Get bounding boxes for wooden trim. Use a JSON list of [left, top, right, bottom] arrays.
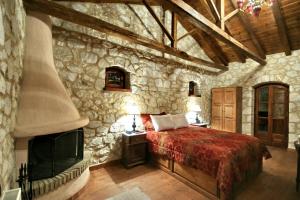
[[89, 159, 121, 171], [143, 0, 174, 42], [24, 0, 227, 71], [103, 87, 132, 92], [271, 0, 292, 56], [253, 81, 290, 89]]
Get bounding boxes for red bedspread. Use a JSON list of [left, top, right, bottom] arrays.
[[146, 126, 271, 198]]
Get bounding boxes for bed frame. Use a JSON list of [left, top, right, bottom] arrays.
[[149, 153, 262, 200]]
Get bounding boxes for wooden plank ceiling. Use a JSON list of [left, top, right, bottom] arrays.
[[34, 0, 300, 70]]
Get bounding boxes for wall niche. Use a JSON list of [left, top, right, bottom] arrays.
[[188, 81, 201, 97], [104, 66, 131, 92]]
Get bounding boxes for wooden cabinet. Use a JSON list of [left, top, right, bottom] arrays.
[[122, 132, 147, 168], [254, 83, 289, 148], [211, 87, 242, 133]]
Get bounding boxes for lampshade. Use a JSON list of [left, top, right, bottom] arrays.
[[126, 103, 140, 115], [191, 105, 201, 112]]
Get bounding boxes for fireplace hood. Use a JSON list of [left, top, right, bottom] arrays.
[[14, 11, 89, 138]]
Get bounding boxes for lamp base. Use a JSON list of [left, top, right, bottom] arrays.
[[126, 130, 143, 134]]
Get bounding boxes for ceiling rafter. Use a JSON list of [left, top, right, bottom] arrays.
[[171, 12, 177, 48], [205, 0, 246, 63], [54, 0, 158, 4], [229, 0, 266, 59], [177, 29, 196, 42], [271, 0, 292, 56], [171, 0, 267, 65], [143, 0, 174, 43], [178, 18, 228, 66], [126, 4, 157, 41], [24, 0, 228, 71]]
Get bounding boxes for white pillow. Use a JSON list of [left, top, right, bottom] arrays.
[[171, 114, 189, 129], [150, 115, 175, 131]]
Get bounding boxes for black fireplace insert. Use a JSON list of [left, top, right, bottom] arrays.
[[28, 128, 84, 181]]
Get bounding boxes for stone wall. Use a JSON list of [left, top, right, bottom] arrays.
[[214, 50, 300, 148], [0, 0, 25, 196], [53, 28, 214, 164], [52, 3, 213, 71]]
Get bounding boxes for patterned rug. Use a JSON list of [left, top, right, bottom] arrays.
[[105, 187, 151, 200]]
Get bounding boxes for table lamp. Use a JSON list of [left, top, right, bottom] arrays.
[[127, 103, 140, 133], [191, 105, 201, 124]]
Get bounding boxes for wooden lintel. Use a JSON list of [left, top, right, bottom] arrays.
[[143, 0, 174, 42], [162, 0, 265, 64], [271, 0, 292, 56], [24, 0, 227, 71], [223, 9, 239, 22]]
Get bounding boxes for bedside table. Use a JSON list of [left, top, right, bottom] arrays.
[[122, 132, 148, 168], [191, 122, 209, 128]]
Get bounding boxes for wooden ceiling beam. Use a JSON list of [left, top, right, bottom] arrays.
[[217, 0, 225, 30], [143, 0, 174, 43], [206, 0, 220, 21], [205, 0, 246, 63], [177, 29, 196, 42], [24, 0, 227, 71], [271, 0, 292, 56], [53, 0, 158, 4], [178, 18, 228, 66], [171, 12, 178, 48], [229, 0, 266, 59], [223, 9, 239, 22]]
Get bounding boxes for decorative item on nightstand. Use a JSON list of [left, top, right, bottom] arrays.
[[191, 105, 202, 124], [126, 103, 141, 134]]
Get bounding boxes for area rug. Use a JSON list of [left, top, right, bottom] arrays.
[[105, 187, 151, 200]]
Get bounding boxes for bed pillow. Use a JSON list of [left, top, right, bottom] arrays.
[[171, 114, 189, 129], [150, 115, 175, 131], [141, 112, 166, 131]]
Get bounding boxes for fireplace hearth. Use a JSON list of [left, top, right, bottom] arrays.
[[28, 128, 84, 181]]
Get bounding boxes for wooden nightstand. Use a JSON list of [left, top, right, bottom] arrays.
[[191, 122, 209, 128], [295, 141, 300, 191], [122, 132, 148, 168]]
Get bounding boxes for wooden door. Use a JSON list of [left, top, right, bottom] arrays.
[[223, 88, 236, 132], [254, 83, 289, 148], [211, 88, 223, 130]]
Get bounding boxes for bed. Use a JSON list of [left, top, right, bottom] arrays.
[[141, 114, 271, 200]]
